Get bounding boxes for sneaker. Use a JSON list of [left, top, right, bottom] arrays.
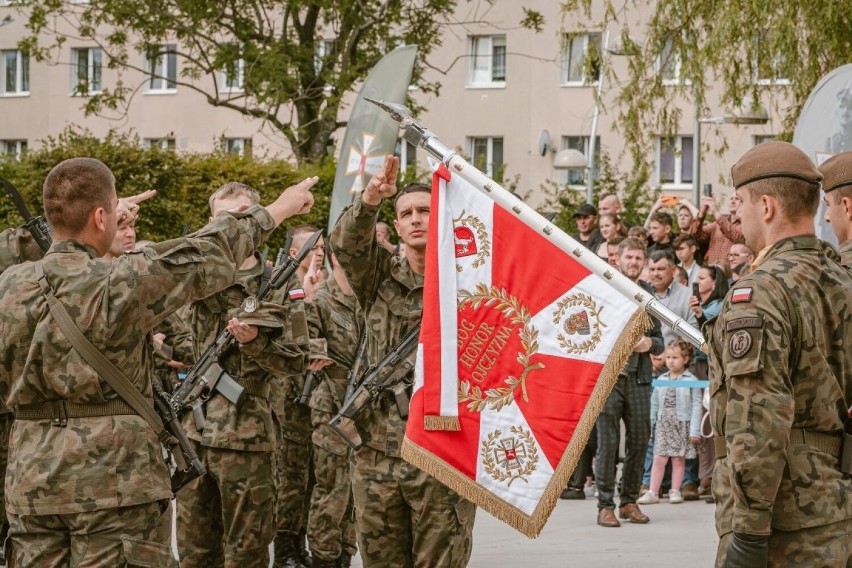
[[669, 490, 683, 504], [636, 491, 659, 505]]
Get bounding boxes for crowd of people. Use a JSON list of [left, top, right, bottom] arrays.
[[0, 139, 848, 568]]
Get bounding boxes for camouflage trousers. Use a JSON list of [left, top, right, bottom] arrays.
[[0, 411, 12, 540], [351, 446, 476, 568], [715, 518, 852, 567], [274, 400, 313, 533], [176, 443, 275, 568], [6, 500, 174, 567], [307, 411, 357, 562]]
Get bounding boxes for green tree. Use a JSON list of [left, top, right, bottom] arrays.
[[562, 0, 852, 170], [19, 0, 461, 162]]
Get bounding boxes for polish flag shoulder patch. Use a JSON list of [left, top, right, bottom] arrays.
[[731, 288, 753, 303], [289, 288, 306, 300]]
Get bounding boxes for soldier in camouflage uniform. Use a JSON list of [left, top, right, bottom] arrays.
[[0, 157, 316, 566], [818, 152, 852, 268], [305, 252, 361, 568], [272, 225, 322, 568], [331, 156, 476, 568], [707, 142, 852, 567], [176, 182, 311, 568]]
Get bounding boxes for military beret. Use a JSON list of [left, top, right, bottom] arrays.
[[818, 151, 852, 193], [730, 141, 822, 189]]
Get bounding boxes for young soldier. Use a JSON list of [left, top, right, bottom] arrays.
[[176, 182, 311, 568], [330, 156, 475, 568], [819, 151, 852, 268], [0, 158, 316, 566], [305, 252, 361, 568], [708, 142, 852, 566]]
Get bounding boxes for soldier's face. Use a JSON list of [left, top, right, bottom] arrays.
[[290, 235, 325, 273], [107, 222, 137, 258], [824, 192, 852, 243], [735, 187, 765, 251], [394, 191, 430, 251]]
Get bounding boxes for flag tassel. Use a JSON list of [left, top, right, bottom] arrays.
[[424, 416, 461, 431]]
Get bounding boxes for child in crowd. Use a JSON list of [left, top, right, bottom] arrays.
[[638, 340, 702, 505]]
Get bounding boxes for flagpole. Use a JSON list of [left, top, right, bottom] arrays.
[[366, 99, 705, 349]]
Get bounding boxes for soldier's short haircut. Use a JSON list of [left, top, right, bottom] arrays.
[[829, 184, 852, 203], [743, 177, 820, 220], [208, 181, 260, 214], [617, 236, 647, 258], [649, 211, 673, 227], [394, 182, 431, 213], [43, 157, 116, 234], [288, 224, 321, 251]]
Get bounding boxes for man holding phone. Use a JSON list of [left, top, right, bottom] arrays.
[[684, 189, 746, 265]]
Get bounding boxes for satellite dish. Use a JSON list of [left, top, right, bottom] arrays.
[[538, 130, 552, 156]]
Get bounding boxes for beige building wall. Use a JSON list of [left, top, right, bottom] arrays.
[[0, 0, 787, 209]]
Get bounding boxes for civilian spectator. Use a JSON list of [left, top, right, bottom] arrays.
[[675, 204, 694, 233], [646, 251, 698, 346], [673, 234, 701, 287], [598, 193, 622, 216], [674, 265, 688, 287], [572, 204, 605, 252], [726, 243, 754, 273], [595, 214, 627, 259], [684, 194, 745, 265], [628, 225, 648, 241], [606, 236, 624, 269], [647, 212, 676, 257]]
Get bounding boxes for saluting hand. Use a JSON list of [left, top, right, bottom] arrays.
[[227, 317, 259, 344], [302, 251, 322, 302], [362, 155, 400, 206], [267, 177, 318, 225]]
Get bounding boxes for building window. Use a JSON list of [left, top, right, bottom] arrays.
[[71, 47, 102, 95], [469, 136, 504, 179], [144, 138, 176, 151], [658, 136, 694, 186], [221, 58, 244, 92], [314, 39, 335, 74], [561, 136, 600, 186], [561, 33, 601, 85], [1, 139, 27, 160], [753, 134, 777, 146], [146, 44, 177, 92], [224, 137, 251, 157], [2, 50, 29, 95], [658, 38, 682, 85], [395, 138, 416, 172], [468, 35, 506, 86]]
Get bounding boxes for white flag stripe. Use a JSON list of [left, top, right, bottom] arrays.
[[413, 343, 425, 394], [475, 400, 554, 516], [530, 273, 641, 364], [437, 175, 460, 417]]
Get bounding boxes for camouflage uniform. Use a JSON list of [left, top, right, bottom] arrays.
[[177, 256, 307, 568], [266, 274, 312, 551], [707, 235, 852, 567], [0, 206, 276, 567], [839, 239, 852, 269], [306, 278, 361, 564], [0, 226, 45, 546], [151, 311, 194, 393], [331, 199, 476, 568]]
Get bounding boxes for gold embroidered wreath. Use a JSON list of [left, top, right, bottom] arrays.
[[453, 210, 491, 271], [552, 293, 606, 355], [481, 426, 539, 486], [457, 284, 544, 412]]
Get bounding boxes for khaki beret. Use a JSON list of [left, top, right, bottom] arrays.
[[818, 151, 852, 193], [730, 141, 822, 189]]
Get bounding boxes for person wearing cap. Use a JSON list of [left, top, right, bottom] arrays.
[[572, 203, 605, 253], [819, 151, 852, 268], [706, 141, 852, 567]]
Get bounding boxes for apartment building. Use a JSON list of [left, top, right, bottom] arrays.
[[0, 1, 785, 206]]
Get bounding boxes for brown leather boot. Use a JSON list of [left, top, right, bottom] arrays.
[[596, 508, 621, 527], [618, 503, 650, 524]]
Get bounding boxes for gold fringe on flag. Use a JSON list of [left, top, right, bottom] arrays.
[[424, 416, 461, 431], [402, 309, 653, 539]]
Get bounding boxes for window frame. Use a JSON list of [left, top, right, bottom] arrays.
[[467, 35, 507, 88], [560, 135, 600, 187], [1, 139, 27, 161], [468, 136, 504, 178], [560, 33, 602, 87], [224, 137, 251, 157], [1, 49, 29, 96], [144, 138, 176, 151], [71, 46, 103, 95], [657, 135, 694, 188], [145, 44, 178, 93]]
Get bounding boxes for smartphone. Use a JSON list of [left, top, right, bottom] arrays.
[[692, 283, 700, 299], [703, 184, 713, 198]]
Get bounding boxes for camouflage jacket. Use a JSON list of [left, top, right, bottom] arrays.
[[267, 273, 311, 417], [152, 311, 194, 391], [706, 235, 852, 536], [0, 226, 45, 414], [839, 239, 852, 269], [0, 206, 275, 515], [307, 277, 362, 415], [331, 199, 423, 457], [183, 258, 308, 452]]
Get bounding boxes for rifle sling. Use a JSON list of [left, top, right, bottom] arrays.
[[33, 261, 171, 445]]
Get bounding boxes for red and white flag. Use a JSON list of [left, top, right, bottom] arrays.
[[402, 164, 650, 537]]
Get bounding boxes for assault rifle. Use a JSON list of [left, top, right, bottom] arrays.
[[296, 370, 318, 406], [152, 379, 206, 492], [329, 324, 420, 450], [1, 177, 52, 252], [170, 230, 322, 431]]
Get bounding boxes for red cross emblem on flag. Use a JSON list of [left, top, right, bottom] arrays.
[[344, 132, 387, 193]]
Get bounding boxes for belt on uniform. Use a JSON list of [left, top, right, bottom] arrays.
[[15, 399, 138, 427], [714, 428, 842, 459], [241, 379, 271, 400]]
